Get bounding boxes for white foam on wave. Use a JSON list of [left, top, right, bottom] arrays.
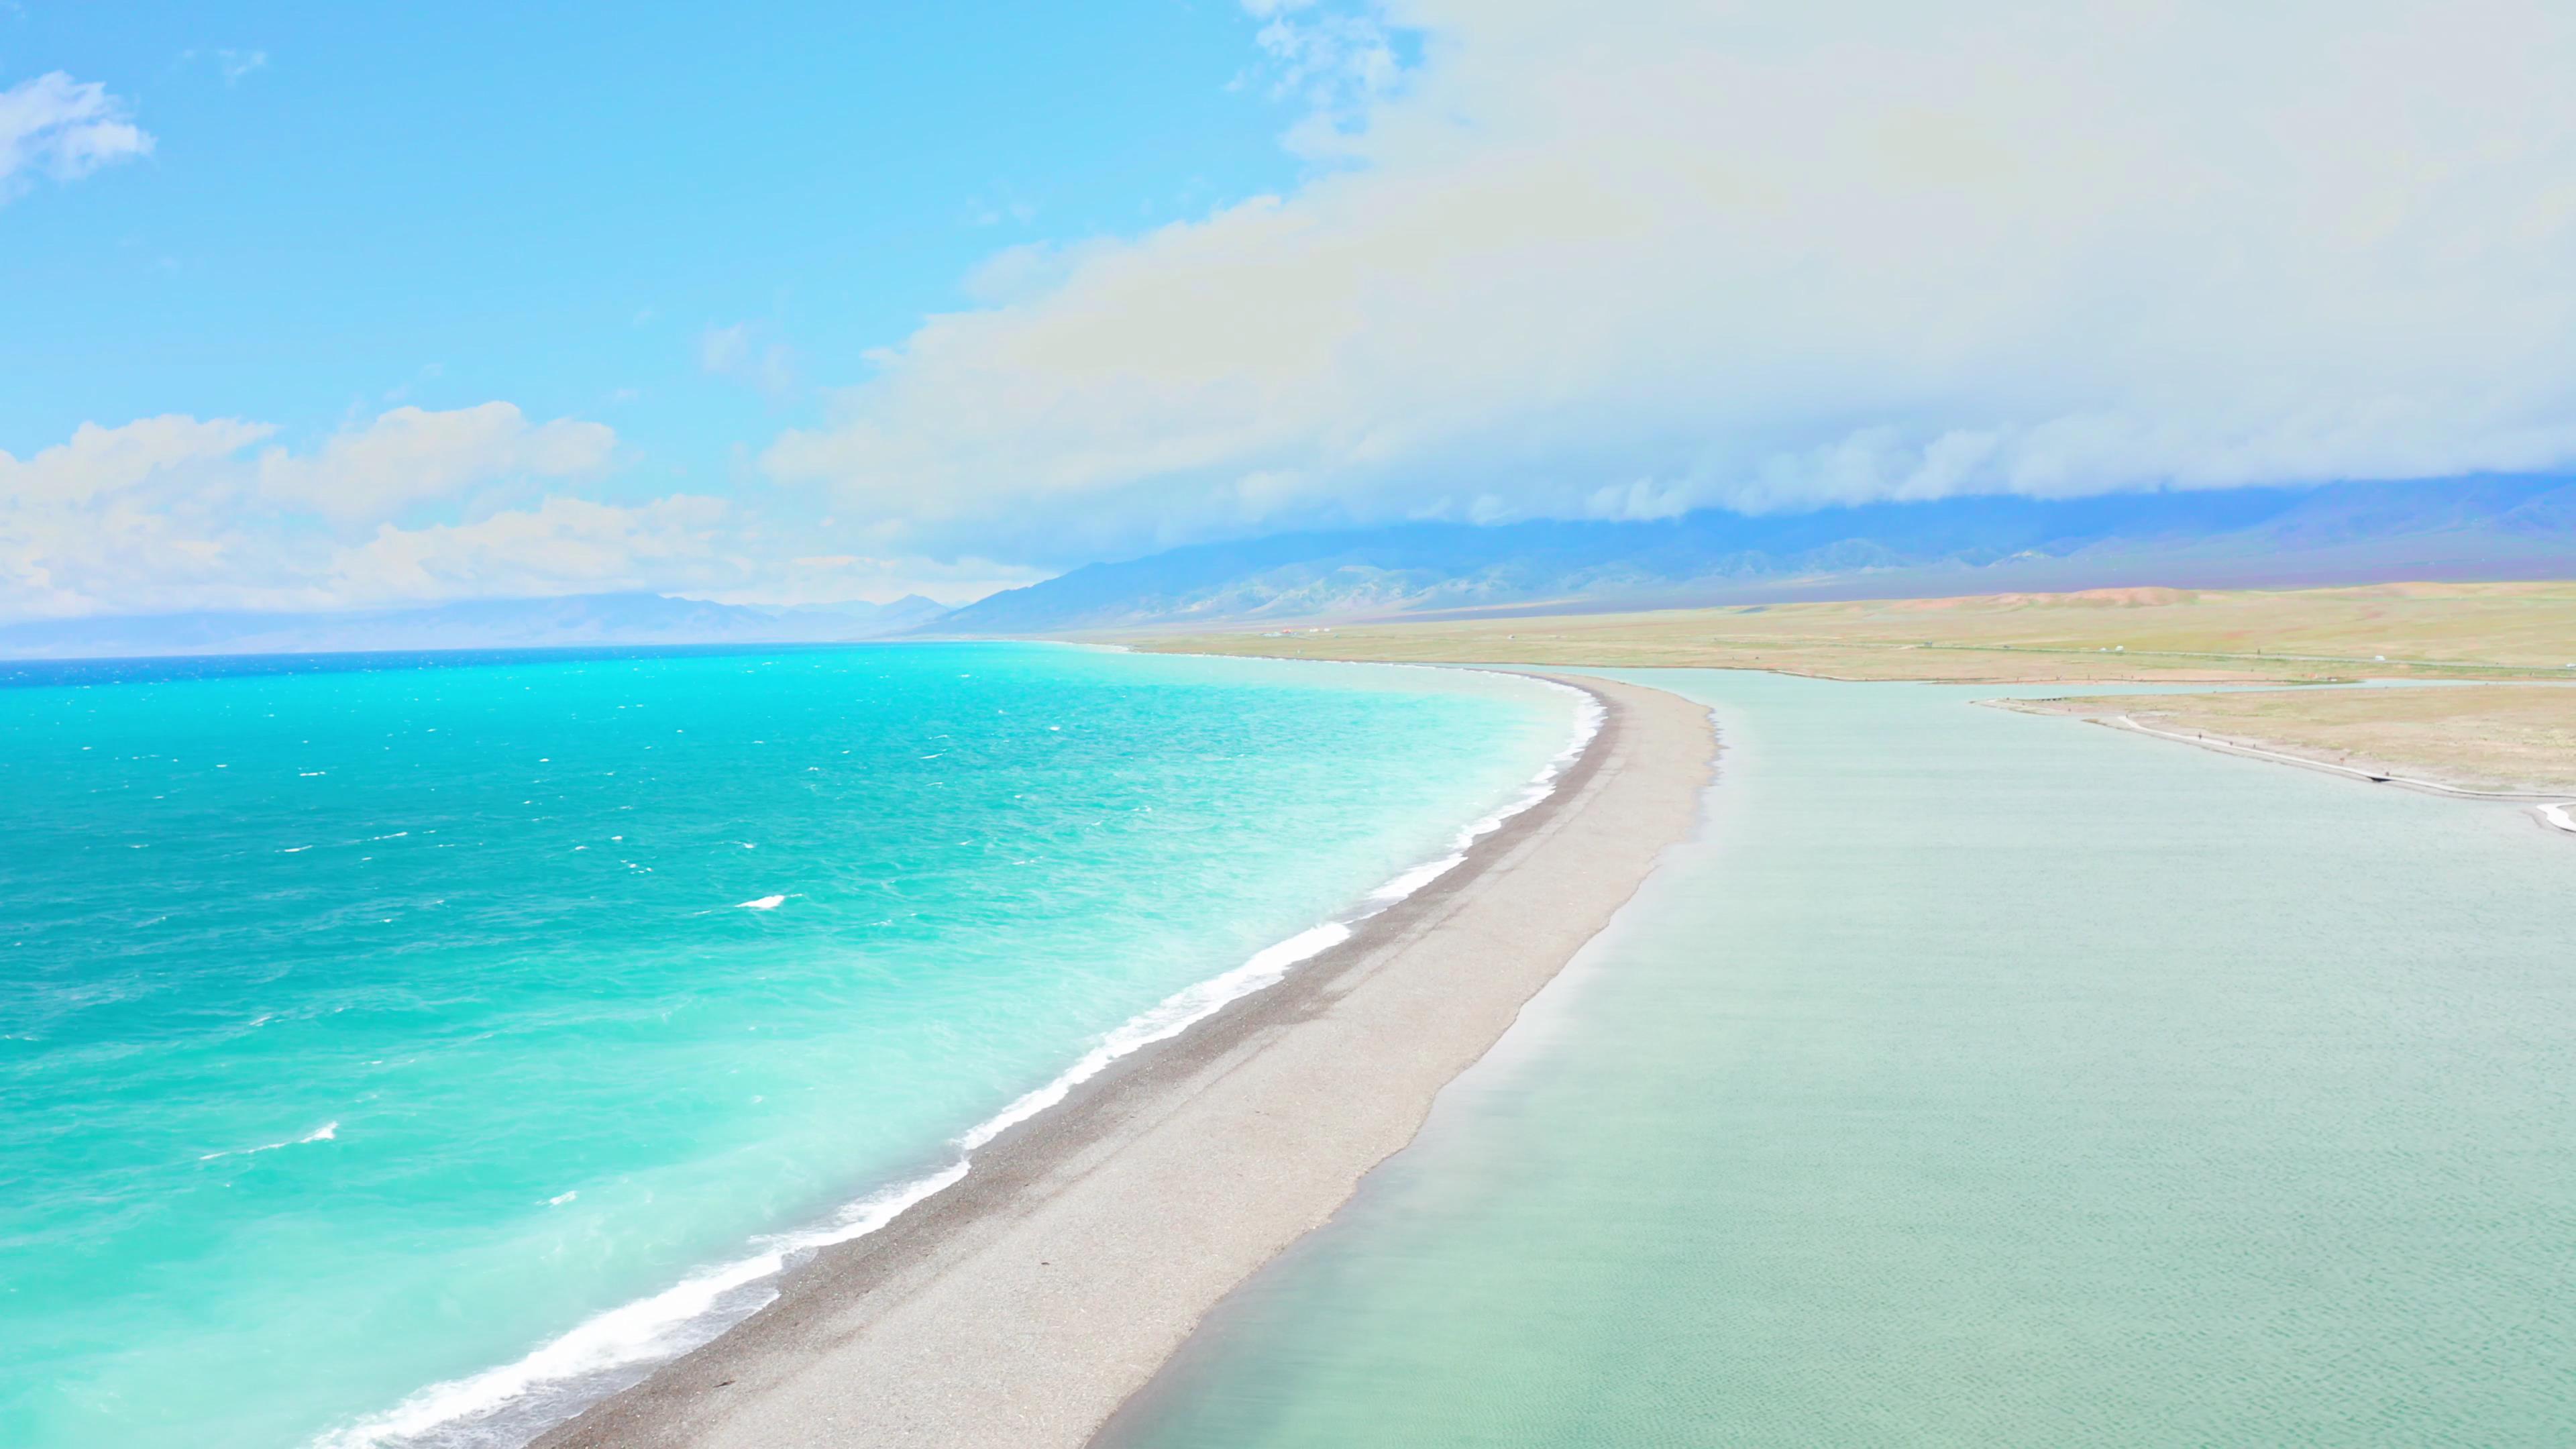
[[1368, 854, 1466, 901], [964, 674, 1602, 1155], [2539, 802, 2575, 834], [735, 895, 786, 911], [960, 920, 1353, 1152], [312, 672, 1603, 1449], [1353, 674, 1607, 916], [311, 1164, 969, 1449], [201, 1120, 339, 1162]]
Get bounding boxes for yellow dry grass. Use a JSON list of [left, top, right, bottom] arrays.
[[1116, 580, 2576, 792], [1116, 580, 2576, 684], [2010, 685, 2576, 794]]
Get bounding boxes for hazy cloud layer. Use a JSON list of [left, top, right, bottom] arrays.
[[331, 493, 733, 602], [767, 0, 2576, 564]]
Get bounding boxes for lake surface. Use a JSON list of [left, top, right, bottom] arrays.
[[1110, 669, 2575, 1448], [0, 643, 1574, 1449]]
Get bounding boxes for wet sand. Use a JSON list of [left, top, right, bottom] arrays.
[[534, 673, 1715, 1449]]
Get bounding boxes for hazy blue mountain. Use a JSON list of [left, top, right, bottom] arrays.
[[0, 592, 954, 661], [9, 478, 2568, 658], [934, 476, 2576, 633]]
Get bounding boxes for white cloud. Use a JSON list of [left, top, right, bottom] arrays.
[[323, 495, 1032, 609], [331, 494, 733, 604], [0, 410, 1002, 621], [258, 403, 617, 525], [1244, 0, 1405, 154], [699, 322, 798, 398], [691, 551, 1047, 608], [0, 72, 154, 199], [1, 417, 294, 619], [766, 0, 2576, 564], [5, 416, 276, 504], [1, 407, 626, 618]]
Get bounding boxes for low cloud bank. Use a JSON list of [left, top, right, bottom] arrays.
[[768, 0, 2576, 564], [0, 408, 1030, 621]]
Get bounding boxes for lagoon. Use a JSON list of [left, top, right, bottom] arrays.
[[1110, 669, 2576, 1448]]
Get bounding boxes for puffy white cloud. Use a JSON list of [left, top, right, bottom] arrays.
[[1, 407, 628, 619], [1, 416, 290, 618], [0, 409, 1002, 621], [258, 403, 617, 524], [767, 0, 2576, 563], [4, 416, 276, 504], [1, 72, 154, 199]]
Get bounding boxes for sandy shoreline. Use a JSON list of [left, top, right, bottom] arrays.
[[1985, 695, 2576, 833], [531, 674, 1714, 1449]]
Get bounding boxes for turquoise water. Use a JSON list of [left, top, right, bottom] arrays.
[[1111, 670, 2576, 1448], [0, 643, 1574, 1449]]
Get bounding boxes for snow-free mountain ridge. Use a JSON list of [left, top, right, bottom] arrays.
[[934, 476, 2576, 634]]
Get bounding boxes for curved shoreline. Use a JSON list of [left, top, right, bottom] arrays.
[[1984, 696, 2576, 834], [531, 673, 1715, 1449], [317, 667, 1597, 1449]]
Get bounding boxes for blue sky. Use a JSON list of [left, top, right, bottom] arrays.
[[6, 2, 1308, 496], [4, 1, 2573, 620]]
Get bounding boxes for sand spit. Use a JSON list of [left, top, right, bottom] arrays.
[[534, 675, 1715, 1449]]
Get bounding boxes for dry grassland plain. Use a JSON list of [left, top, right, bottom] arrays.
[[1117, 580, 2576, 793], [2008, 685, 2576, 794]]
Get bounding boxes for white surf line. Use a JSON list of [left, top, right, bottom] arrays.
[[311, 1165, 970, 1449], [2107, 716, 2576, 830], [312, 672, 1605, 1449], [961, 674, 1601, 1155]]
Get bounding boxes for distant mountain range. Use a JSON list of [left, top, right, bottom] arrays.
[[0, 591, 952, 660], [5, 476, 2568, 658], [935, 476, 2576, 633]]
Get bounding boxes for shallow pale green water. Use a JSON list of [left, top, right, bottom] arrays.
[[1110, 669, 2576, 1448]]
